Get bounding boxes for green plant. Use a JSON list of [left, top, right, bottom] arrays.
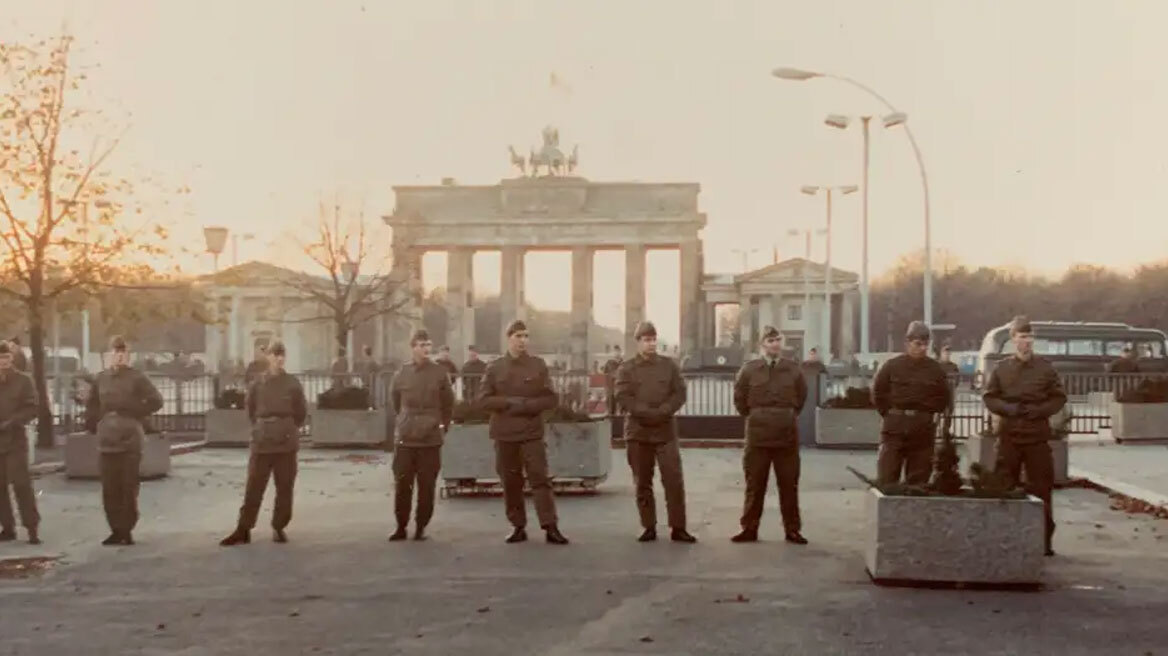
[[317, 386, 372, 410], [215, 388, 246, 410], [1116, 378, 1168, 403], [823, 387, 875, 409]]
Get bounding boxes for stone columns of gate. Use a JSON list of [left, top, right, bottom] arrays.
[[388, 244, 424, 364], [570, 246, 594, 373], [679, 239, 701, 358], [445, 247, 475, 364], [624, 244, 646, 354], [499, 245, 527, 352]]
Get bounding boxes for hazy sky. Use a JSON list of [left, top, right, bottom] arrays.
[[5, 0, 1166, 343]]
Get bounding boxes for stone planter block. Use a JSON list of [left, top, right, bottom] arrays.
[[815, 407, 881, 448], [310, 409, 388, 448], [964, 434, 1069, 486], [440, 420, 612, 484], [205, 408, 252, 447], [864, 487, 1045, 585], [1110, 402, 1168, 442], [65, 432, 172, 480]]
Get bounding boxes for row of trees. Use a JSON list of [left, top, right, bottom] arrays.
[[870, 252, 1168, 351]]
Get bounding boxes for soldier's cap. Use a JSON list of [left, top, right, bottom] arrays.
[[0, 341, 10, 355], [905, 321, 931, 341], [410, 328, 431, 345], [267, 341, 286, 356], [108, 335, 128, 352], [633, 321, 657, 340], [760, 325, 781, 341], [1009, 315, 1033, 335], [505, 319, 528, 337]]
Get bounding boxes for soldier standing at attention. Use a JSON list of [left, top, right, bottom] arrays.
[[388, 329, 453, 542], [871, 321, 953, 485], [435, 345, 459, 381], [937, 344, 961, 377], [1107, 345, 1140, 373], [732, 326, 808, 545], [85, 336, 164, 546], [614, 321, 696, 543], [0, 341, 40, 544], [220, 341, 307, 546], [460, 345, 488, 401], [478, 320, 569, 545], [983, 315, 1066, 557], [243, 345, 268, 386]]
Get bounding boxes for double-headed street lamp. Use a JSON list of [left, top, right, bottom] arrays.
[[773, 66, 934, 333], [800, 184, 857, 358]]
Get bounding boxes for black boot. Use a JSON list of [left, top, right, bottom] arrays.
[[27, 527, 40, 545], [670, 528, 697, 543], [120, 532, 135, 546], [273, 528, 288, 543], [505, 527, 528, 543], [637, 528, 657, 542], [219, 529, 250, 546], [731, 528, 758, 543], [101, 533, 121, 546], [388, 526, 408, 541], [0, 528, 16, 542], [784, 530, 808, 545], [413, 525, 428, 541], [544, 525, 569, 545]]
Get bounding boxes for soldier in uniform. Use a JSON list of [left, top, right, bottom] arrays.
[[614, 321, 695, 543], [1107, 345, 1140, 373], [983, 315, 1066, 556], [871, 321, 953, 485], [243, 345, 268, 386], [0, 341, 39, 544], [461, 345, 487, 401], [85, 336, 164, 546], [9, 337, 27, 372], [435, 345, 459, 381], [732, 326, 809, 544], [220, 341, 307, 546], [601, 346, 623, 414], [937, 344, 961, 377], [388, 329, 453, 541], [478, 320, 569, 545]]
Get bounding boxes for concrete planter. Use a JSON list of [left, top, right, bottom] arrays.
[[440, 420, 613, 486], [205, 408, 252, 447], [310, 408, 388, 448], [65, 432, 172, 480], [1110, 401, 1168, 442], [864, 487, 1045, 585], [964, 434, 1069, 486], [815, 407, 881, 448]]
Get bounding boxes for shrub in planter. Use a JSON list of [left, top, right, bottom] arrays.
[[317, 385, 372, 410], [215, 387, 247, 410], [824, 386, 876, 409], [1116, 378, 1168, 403]]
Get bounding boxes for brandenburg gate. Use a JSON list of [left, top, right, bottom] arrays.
[[382, 127, 707, 370]]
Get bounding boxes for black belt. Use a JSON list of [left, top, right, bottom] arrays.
[[258, 414, 291, 420], [888, 408, 930, 417]]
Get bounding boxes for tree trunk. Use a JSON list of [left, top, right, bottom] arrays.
[[28, 298, 55, 449]]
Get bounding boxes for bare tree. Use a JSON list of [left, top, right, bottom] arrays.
[[277, 197, 413, 356], [0, 34, 178, 446]]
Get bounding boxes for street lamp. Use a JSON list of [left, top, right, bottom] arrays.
[[821, 112, 907, 356], [773, 66, 934, 329], [787, 227, 827, 359], [203, 226, 228, 272], [231, 232, 256, 267], [800, 185, 857, 359]]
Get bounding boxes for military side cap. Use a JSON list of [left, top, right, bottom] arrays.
[[633, 321, 657, 339], [760, 325, 780, 341], [108, 335, 128, 351], [905, 321, 931, 341], [1010, 315, 1032, 335], [268, 340, 286, 356], [505, 319, 528, 337]]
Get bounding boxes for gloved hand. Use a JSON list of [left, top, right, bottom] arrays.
[[999, 402, 1021, 417], [1021, 404, 1045, 420], [505, 397, 529, 415]]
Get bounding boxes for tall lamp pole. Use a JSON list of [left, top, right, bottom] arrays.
[[774, 67, 933, 329], [800, 185, 857, 359]]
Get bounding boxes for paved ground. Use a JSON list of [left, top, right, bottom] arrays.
[[1070, 441, 1168, 505], [1, 447, 1166, 656]]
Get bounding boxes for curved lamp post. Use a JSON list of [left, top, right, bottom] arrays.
[[773, 67, 934, 330]]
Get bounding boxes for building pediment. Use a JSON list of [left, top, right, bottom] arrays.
[[733, 258, 857, 285]]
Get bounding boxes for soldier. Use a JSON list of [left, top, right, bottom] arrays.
[[478, 319, 569, 545], [614, 321, 696, 543], [220, 341, 307, 546], [388, 329, 453, 541], [9, 337, 27, 372], [601, 346, 623, 414], [85, 336, 164, 546], [461, 345, 487, 401], [731, 326, 808, 544], [0, 341, 39, 544], [243, 345, 268, 386], [983, 315, 1066, 556], [435, 345, 459, 382], [1107, 345, 1140, 373], [872, 322, 953, 485], [937, 344, 961, 377]]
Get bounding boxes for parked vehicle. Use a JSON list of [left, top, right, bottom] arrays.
[[976, 321, 1168, 381]]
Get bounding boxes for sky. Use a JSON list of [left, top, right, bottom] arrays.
[[4, 0, 1167, 344]]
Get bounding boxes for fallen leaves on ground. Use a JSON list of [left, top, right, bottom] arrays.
[[0, 556, 58, 579]]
